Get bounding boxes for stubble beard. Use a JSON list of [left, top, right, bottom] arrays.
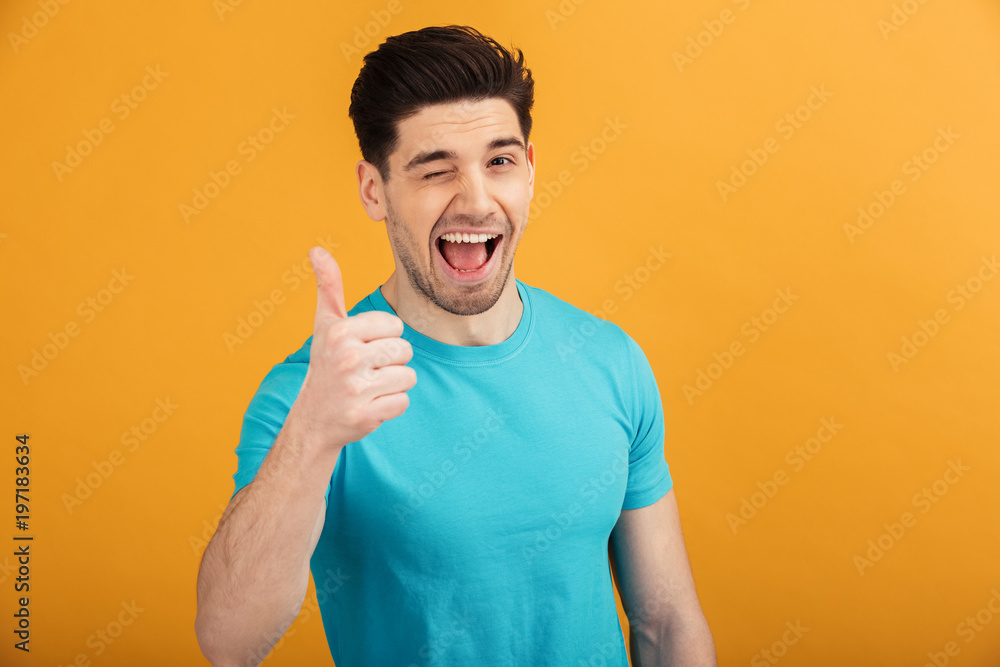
[[385, 197, 515, 317]]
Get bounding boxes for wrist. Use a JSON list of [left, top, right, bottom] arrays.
[[273, 403, 345, 479]]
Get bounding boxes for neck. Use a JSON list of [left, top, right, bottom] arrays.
[[379, 270, 523, 346]]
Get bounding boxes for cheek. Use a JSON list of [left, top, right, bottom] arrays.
[[397, 194, 445, 243], [493, 182, 528, 214], [502, 191, 531, 226]]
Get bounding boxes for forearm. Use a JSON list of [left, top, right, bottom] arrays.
[[195, 408, 342, 666], [629, 611, 717, 667]]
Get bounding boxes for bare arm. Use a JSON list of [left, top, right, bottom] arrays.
[[194, 247, 416, 666], [609, 487, 717, 667], [194, 409, 340, 666]]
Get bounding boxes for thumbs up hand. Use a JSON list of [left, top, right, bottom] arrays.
[[291, 247, 417, 452]]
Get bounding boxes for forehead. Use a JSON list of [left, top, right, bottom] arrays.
[[393, 97, 521, 158]]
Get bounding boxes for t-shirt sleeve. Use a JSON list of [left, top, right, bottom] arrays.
[[231, 354, 326, 504], [620, 332, 673, 510]]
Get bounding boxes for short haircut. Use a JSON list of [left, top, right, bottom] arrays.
[[348, 25, 535, 183]]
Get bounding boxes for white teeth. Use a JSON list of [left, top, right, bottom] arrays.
[[439, 232, 499, 243]]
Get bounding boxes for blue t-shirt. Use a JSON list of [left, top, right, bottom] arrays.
[[232, 279, 673, 666]]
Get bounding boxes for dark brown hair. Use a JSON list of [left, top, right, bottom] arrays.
[[348, 25, 535, 183]]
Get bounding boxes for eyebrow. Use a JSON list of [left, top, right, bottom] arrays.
[[402, 135, 526, 172]]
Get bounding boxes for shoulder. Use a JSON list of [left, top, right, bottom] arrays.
[[519, 280, 641, 360]]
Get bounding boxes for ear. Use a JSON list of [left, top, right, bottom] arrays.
[[356, 159, 387, 222]]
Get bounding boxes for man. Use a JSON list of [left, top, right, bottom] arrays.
[[195, 24, 716, 667]]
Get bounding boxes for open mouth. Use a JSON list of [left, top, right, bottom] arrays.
[[437, 232, 502, 273]]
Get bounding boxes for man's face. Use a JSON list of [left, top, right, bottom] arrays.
[[371, 97, 534, 317]]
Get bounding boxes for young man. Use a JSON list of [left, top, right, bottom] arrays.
[[195, 25, 716, 667]]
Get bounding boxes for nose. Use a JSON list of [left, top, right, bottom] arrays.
[[452, 170, 498, 219]]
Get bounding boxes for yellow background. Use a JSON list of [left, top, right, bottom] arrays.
[[2, 0, 999, 665]]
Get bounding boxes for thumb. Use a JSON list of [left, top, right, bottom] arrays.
[[309, 246, 348, 321]]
